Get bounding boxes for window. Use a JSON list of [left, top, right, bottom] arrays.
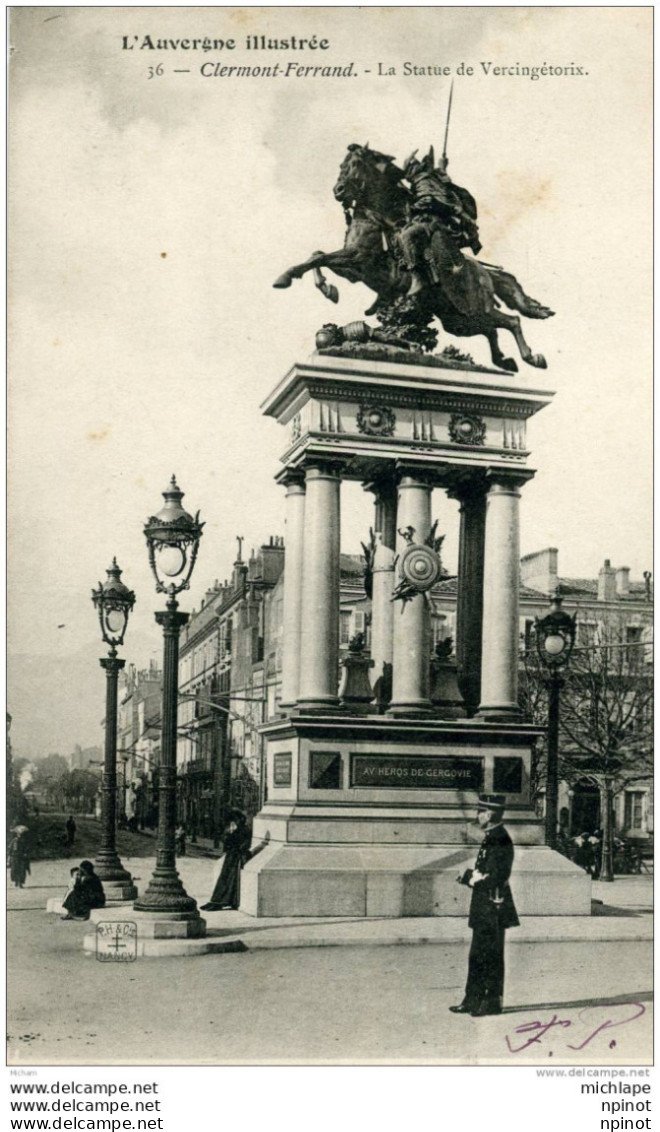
[[340, 610, 352, 645], [431, 614, 448, 649], [578, 621, 598, 647], [624, 791, 646, 832]]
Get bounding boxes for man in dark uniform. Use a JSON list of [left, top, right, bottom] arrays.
[[450, 793, 519, 1017]]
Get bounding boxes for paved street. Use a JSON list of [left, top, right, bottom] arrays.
[[7, 857, 652, 1066]]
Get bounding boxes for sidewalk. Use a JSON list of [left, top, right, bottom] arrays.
[[18, 855, 653, 954]]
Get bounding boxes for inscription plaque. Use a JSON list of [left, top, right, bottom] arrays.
[[493, 757, 523, 795], [273, 753, 292, 787], [351, 754, 482, 790]]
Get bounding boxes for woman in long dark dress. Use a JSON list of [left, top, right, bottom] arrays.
[[8, 827, 31, 888], [61, 860, 106, 920], [201, 812, 252, 911]]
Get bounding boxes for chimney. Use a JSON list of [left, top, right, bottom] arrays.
[[598, 559, 617, 602], [232, 535, 248, 592], [520, 548, 558, 594], [615, 567, 630, 596], [260, 535, 286, 585]]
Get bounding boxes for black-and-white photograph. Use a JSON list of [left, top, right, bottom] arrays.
[[7, 4, 652, 1081]]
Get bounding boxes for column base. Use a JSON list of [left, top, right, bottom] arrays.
[[475, 704, 522, 723], [295, 697, 342, 713], [386, 702, 435, 718]]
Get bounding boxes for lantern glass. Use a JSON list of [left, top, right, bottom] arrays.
[[105, 608, 126, 635], [157, 544, 187, 578], [544, 633, 567, 658]]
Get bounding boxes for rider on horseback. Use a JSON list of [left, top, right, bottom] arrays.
[[399, 147, 481, 297]]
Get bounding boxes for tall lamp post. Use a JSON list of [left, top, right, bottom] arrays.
[[134, 476, 205, 921], [535, 592, 576, 849], [91, 559, 138, 900]]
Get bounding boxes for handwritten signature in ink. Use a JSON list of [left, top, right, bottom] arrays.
[[505, 1002, 646, 1054]]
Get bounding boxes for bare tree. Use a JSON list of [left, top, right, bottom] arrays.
[[521, 616, 653, 880]]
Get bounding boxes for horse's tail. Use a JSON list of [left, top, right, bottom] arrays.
[[484, 266, 554, 319]]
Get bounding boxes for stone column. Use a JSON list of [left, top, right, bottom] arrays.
[[388, 472, 433, 715], [450, 475, 487, 717], [365, 476, 397, 710], [279, 469, 306, 708], [478, 473, 531, 721], [297, 460, 342, 710]]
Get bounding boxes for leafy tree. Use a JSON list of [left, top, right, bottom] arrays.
[[30, 754, 70, 809]]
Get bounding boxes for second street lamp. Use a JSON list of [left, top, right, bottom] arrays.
[[91, 559, 137, 900], [134, 476, 205, 922], [535, 592, 577, 850]]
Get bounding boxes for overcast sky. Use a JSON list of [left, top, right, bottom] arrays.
[[8, 6, 651, 756]]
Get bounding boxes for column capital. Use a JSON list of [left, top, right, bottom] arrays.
[[301, 456, 348, 480], [362, 471, 398, 501], [394, 466, 435, 490], [446, 469, 489, 505], [276, 467, 306, 491], [99, 655, 126, 674], [485, 467, 536, 494]]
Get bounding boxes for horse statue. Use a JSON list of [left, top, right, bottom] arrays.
[[273, 143, 554, 372]]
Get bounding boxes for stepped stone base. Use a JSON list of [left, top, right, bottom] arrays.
[[240, 843, 591, 919], [101, 881, 138, 902], [82, 907, 209, 957], [46, 895, 135, 915]]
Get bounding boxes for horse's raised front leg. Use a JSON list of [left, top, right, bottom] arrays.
[[496, 312, 547, 369], [273, 247, 359, 290]]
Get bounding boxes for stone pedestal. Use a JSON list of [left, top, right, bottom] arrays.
[[255, 352, 588, 918]]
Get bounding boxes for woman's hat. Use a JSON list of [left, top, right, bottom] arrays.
[[79, 859, 95, 872], [477, 794, 506, 812]]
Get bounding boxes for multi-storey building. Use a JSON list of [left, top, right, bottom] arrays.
[[177, 537, 285, 840], [117, 660, 162, 826]]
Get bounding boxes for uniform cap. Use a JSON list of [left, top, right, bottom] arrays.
[[477, 794, 506, 812]]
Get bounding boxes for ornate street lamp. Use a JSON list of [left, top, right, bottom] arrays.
[[134, 477, 204, 918], [91, 559, 137, 899], [535, 592, 576, 849]]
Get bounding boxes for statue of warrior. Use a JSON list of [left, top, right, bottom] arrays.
[[399, 145, 482, 297]]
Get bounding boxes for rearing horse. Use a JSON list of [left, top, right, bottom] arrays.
[[274, 144, 553, 371]]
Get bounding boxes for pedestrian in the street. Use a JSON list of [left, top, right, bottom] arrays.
[[450, 794, 519, 1017], [65, 815, 76, 848], [8, 826, 31, 889], [61, 859, 105, 921], [201, 810, 252, 911], [175, 825, 187, 856]]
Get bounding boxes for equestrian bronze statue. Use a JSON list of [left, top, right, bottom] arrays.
[[274, 142, 553, 372]]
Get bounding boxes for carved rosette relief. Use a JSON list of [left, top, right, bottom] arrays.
[[356, 403, 396, 437], [448, 412, 487, 446]]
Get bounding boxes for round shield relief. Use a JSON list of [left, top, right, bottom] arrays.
[[399, 543, 442, 592]]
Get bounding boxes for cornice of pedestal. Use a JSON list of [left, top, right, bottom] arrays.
[[261, 353, 555, 421], [264, 353, 553, 483]]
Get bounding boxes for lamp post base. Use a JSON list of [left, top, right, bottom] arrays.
[[94, 853, 137, 902], [133, 866, 203, 919]]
